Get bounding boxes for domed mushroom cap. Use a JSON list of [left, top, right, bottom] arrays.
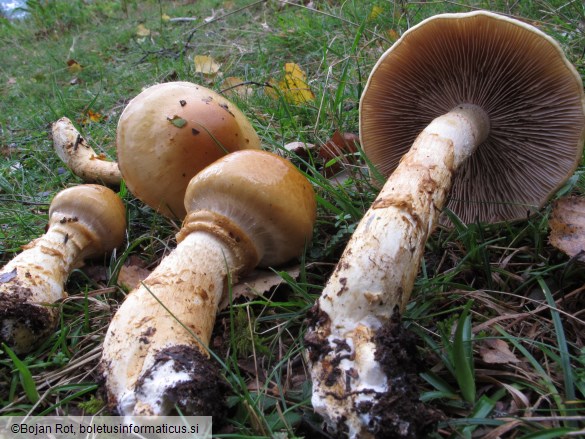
[[360, 10, 585, 224], [117, 81, 261, 219], [184, 150, 317, 267], [48, 184, 126, 257]]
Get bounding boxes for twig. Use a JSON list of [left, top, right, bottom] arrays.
[[169, 17, 199, 22], [219, 80, 273, 95]]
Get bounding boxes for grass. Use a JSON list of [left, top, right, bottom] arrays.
[[1, 0, 584, 437]]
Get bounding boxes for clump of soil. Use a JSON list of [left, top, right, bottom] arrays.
[[362, 308, 444, 438], [0, 279, 58, 352], [135, 344, 229, 419], [304, 303, 332, 362]]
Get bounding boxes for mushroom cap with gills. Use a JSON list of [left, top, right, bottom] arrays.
[[360, 10, 585, 224], [117, 81, 261, 219], [180, 149, 317, 269]]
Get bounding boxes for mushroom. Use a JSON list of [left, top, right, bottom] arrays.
[[100, 149, 316, 417], [0, 185, 126, 354], [51, 82, 261, 219], [52, 117, 122, 187], [116, 81, 261, 218], [305, 11, 585, 437]]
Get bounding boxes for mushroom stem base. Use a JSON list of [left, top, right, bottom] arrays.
[[306, 108, 487, 437], [52, 117, 122, 187], [0, 225, 92, 353], [101, 230, 239, 416]]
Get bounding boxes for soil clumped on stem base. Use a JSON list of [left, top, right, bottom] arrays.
[[135, 345, 229, 419], [363, 307, 444, 438]]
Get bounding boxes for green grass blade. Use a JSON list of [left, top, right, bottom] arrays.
[[332, 16, 366, 114], [2, 343, 40, 404], [38, 384, 98, 416], [537, 277, 576, 403], [453, 300, 475, 403], [519, 427, 577, 439]]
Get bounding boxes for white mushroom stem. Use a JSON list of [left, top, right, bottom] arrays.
[[306, 104, 489, 438], [101, 211, 256, 417], [0, 185, 126, 354], [52, 117, 122, 186], [0, 222, 91, 353]]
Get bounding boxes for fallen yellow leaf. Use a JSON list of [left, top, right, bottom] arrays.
[[194, 55, 221, 75], [386, 28, 399, 41], [369, 5, 384, 21], [222, 76, 253, 98], [136, 23, 151, 37], [265, 78, 280, 100], [86, 109, 102, 122], [161, 13, 171, 22], [268, 63, 315, 104], [79, 109, 104, 125], [284, 62, 307, 80], [67, 59, 83, 74], [280, 75, 315, 104]]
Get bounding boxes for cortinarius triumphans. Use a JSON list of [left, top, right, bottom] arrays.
[[100, 150, 316, 418], [306, 11, 585, 438], [0, 185, 126, 353], [52, 117, 122, 187], [116, 81, 262, 219]]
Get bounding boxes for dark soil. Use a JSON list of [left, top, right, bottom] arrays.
[[363, 307, 444, 438], [0, 273, 58, 353], [134, 344, 229, 419]]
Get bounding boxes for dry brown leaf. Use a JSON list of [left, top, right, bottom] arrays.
[[319, 131, 359, 161], [386, 29, 399, 41], [118, 261, 151, 291], [319, 131, 360, 177], [479, 339, 520, 364], [194, 55, 221, 75], [136, 23, 151, 37], [222, 76, 253, 98], [549, 196, 585, 262], [67, 59, 83, 74], [81, 264, 108, 283], [219, 265, 301, 310], [79, 109, 104, 125]]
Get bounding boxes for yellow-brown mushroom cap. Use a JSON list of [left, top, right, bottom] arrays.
[[360, 11, 585, 224], [117, 81, 261, 219], [183, 150, 317, 267], [48, 184, 126, 257]]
